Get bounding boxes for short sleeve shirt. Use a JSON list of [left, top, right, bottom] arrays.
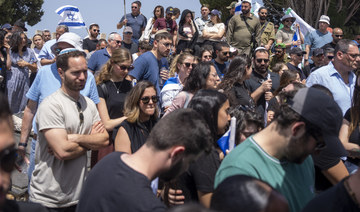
[[38, 39, 56, 60], [120, 13, 147, 40], [87, 48, 111, 73], [83, 38, 98, 52]]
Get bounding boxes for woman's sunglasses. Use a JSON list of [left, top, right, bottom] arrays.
[[140, 95, 159, 104]]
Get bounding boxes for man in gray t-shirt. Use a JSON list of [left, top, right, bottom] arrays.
[[29, 49, 109, 210]]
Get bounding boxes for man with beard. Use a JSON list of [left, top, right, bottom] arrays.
[[245, 47, 280, 118], [269, 43, 290, 70], [226, 0, 261, 56], [322, 28, 343, 50], [215, 87, 346, 212], [212, 42, 230, 77], [83, 23, 100, 54], [76, 109, 213, 212], [258, 7, 275, 51], [129, 32, 171, 94], [286, 47, 307, 80], [29, 50, 109, 211]]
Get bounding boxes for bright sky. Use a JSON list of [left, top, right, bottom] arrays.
[[26, 0, 202, 38]]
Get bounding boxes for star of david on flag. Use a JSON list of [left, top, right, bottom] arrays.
[[55, 5, 85, 28]]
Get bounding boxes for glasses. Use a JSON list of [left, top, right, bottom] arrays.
[[114, 40, 122, 44], [334, 34, 343, 38], [117, 64, 134, 71], [183, 62, 197, 68], [132, 6, 138, 9], [76, 102, 84, 125], [140, 95, 159, 104], [0, 145, 17, 173], [327, 56, 334, 60], [275, 50, 283, 54], [5, 36, 11, 40], [260, 12, 268, 15], [203, 55, 212, 59], [124, 32, 133, 35], [93, 29, 100, 33], [222, 51, 230, 56], [346, 53, 360, 59], [296, 53, 303, 57], [160, 42, 173, 48], [256, 58, 269, 63]]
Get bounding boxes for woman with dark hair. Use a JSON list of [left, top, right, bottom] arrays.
[[164, 61, 218, 115], [177, 9, 199, 54], [271, 62, 288, 77], [274, 69, 300, 96], [92, 48, 133, 165], [218, 55, 255, 108], [165, 89, 230, 208], [7, 31, 37, 113], [199, 45, 213, 62], [0, 29, 11, 94], [142, 5, 164, 41], [202, 9, 225, 47], [114, 80, 159, 154]]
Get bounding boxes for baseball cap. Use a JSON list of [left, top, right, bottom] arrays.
[[226, 1, 237, 9], [51, 32, 84, 54], [1, 23, 12, 30], [312, 48, 324, 57], [210, 9, 221, 17], [289, 47, 306, 55], [166, 7, 174, 14], [13, 19, 27, 31], [288, 87, 347, 157], [124, 26, 133, 34], [281, 14, 296, 22], [319, 15, 330, 25]]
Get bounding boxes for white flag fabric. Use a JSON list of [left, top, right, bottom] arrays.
[[285, 8, 315, 37], [234, 0, 264, 16], [55, 5, 85, 28]]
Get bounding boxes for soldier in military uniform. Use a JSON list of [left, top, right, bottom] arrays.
[[258, 7, 275, 51]]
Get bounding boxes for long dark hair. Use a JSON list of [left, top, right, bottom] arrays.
[[183, 61, 213, 93], [188, 89, 228, 143], [218, 55, 251, 92], [152, 5, 164, 24], [10, 31, 27, 53], [349, 74, 360, 137]]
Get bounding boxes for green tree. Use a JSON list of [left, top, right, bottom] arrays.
[[0, 0, 44, 26]]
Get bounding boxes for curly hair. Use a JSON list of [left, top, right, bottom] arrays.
[[169, 52, 194, 77], [183, 61, 213, 93], [217, 55, 251, 92], [95, 48, 132, 85]]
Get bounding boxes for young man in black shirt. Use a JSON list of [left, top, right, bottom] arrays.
[[83, 23, 100, 54], [76, 109, 213, 212]]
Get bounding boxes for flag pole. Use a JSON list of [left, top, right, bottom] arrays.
[[124, 0, 127, 20]]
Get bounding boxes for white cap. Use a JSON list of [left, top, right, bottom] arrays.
[[319, 15, 330, 25], [51, 32, 84, 54], [242, 0, 252, 4]]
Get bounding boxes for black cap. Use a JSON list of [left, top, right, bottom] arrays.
[[1, 23, 12, 30], [14, 19, 27, 32], [166, 7, 174, 14], [289, 47, 306, 55], [312, 48, 324, 57]]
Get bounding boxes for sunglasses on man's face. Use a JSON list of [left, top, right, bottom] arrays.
[[140, 95, 159, 104], [334, 34, 343, 38], [327, 56, 334, 60], [114, 40, 122, 44], [93, 29, 100, 33], [222, 51, 230, 56], [0, 145, 17, 173], [256, 58, 269, 63]]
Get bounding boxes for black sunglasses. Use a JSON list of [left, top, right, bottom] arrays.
[[118, 64, 134, 71], [275, 50, 283, 54], [222, 51, 230, 56], [0, 145, 17, 173], [115, 40, 122, 44], [132, 6, 138, 9], [76, 101, 84, 125], [296, 53, 303, 57], [256, 58, 269, 63], [93, 29, 100, 33], [327, 56, 334, 60], [184, 63, 197, 68], [334, 34, 343, 38], [203, 55, 212, 59], [140, 95, 159, 104]]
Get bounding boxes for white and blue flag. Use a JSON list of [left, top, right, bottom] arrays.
[[55, 5, 85, 28], [217, 117, 236, 155]]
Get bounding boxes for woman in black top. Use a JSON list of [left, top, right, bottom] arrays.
[[115, 81, 159, 153], [93, 48, 133, 165], [217, 55, 255, 108], [0, 30, 11, 94], [177, 9, 199, 54]]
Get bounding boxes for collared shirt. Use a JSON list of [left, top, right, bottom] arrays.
[[259, 21, 275, 46], [120, 13, 147, 41], [306, 62, 355, 115], [38, 39, 56, 60], [88, 48, 111, 73]]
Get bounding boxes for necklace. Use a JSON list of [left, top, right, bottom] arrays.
[[111, 80, 122, 94]]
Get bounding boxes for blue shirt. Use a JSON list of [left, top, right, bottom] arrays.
[[305, 30, 333, 58], [212, 59, 229, 77], [120, 13, 147, 41], [129, 51, 162, 94], [38, 39, 56, 60], [306, 62, 355, 115], [88, 48, 111, 73], [26, 63, 100, 132]]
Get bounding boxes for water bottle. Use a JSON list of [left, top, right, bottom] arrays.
[[15, 153, 29, 174], [159, 65, 169, 87]]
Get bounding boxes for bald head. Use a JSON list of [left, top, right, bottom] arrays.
[[332, 28, 343, 43]]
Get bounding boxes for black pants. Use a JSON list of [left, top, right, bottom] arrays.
[[47, 205, 77, 212]]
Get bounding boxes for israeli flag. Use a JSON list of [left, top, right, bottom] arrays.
[[55, 5, 85, 28], [234, 2, 242, 16], [217, 117, 236, 155]]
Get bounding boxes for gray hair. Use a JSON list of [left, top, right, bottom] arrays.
[[56, 25, 69, 32]]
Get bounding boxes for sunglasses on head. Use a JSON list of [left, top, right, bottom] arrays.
[[0, 145, 17, 173], [76, 101, 84, 125], [140, 95, 159, 104], [256, 58, 269, 63], [184, 62, 197, 68]]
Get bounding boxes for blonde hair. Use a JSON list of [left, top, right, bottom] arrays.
[[169, 52, 194, 77], [124, 81, 159, 123], [95, 48, 132, 85]]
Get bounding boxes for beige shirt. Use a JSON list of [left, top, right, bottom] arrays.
[[30, 89, 100, 208]]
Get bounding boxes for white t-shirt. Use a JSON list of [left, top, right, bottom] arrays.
[[203, 22, 225, 42]]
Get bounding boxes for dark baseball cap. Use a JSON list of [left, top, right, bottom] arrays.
[[288, 87, 347, 157], [166, 7, 174, 14], [14, 19, 27, 31], [312, 48, 324, 57], [1, 23, 12, 30], [289, 47, 306, 55]]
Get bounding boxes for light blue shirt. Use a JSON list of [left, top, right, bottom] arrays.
[[305, 30, 333, 59], [38, 39, 56, 60], [306, 62, 355, 115], [26, 63, 100, 133]]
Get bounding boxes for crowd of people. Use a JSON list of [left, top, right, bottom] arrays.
[[0, 0, 360, 211]]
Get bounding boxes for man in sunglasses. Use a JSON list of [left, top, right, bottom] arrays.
[[307, 39, 360, 115], [269, 43, 289, 70], [117, 1, 147, 43], [275, 14, 304, 53], [0, 94, 48, 211], [323, 47, 335, 65], [88, 32, 122, 74], [305, 15, 333, 64], [258, 7, 275, 51], [286, 47, 307, 80], [28, 49, 108, 211], [213, 42, 230, 77], [83, 23, 100, 54], [323, 28, 343, 50], [215, 87, 346, 212], [121, 26, 138, 54]]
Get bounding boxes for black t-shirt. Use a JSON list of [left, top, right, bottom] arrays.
[[83, 38, 98, 52], [212, 60, 229, 76], [344, 108, 360, 165], [286, 62, 306, 80], [77, 152, 167, 212], [227, 82, 255, 108], [302, 178, 360, 212], [117, 119, 156, 153], [176, 148, 221, 203], [322, 42, 336, 50], [97, 80, 132, 119], [121, 41, 139, 54], [3, 200, 48, 212], [244, 70, 280, 116]]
